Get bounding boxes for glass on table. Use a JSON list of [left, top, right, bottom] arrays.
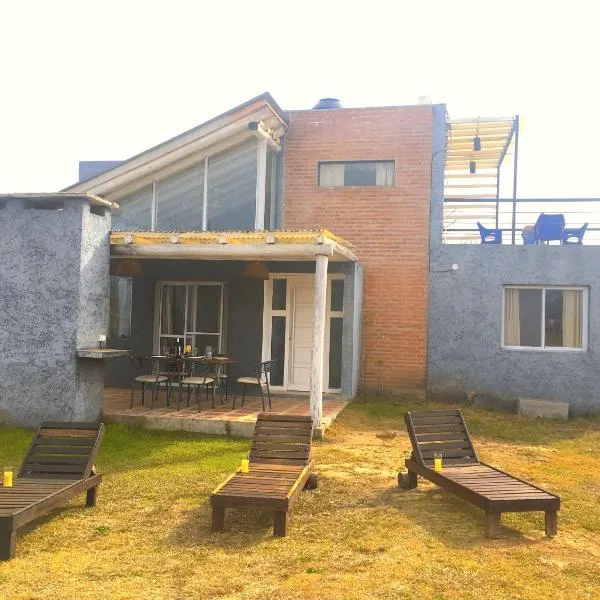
[[3, 466, 14, 487], [205, 345, 213, 359]]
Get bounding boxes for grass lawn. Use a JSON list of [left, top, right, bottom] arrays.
[[1, 395, 599, 599]]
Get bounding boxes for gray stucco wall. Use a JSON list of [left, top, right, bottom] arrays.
[[106, 259, 361, 398], [0, 197, 111, 426], [428, 245, 600, 415], [429, 104, 447, 254]]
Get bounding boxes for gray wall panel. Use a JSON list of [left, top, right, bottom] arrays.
[[428, 245, 600, 415], [0, 197, 111, 426]]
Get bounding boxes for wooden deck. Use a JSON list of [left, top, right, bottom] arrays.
[[102, 388, 347, 438]]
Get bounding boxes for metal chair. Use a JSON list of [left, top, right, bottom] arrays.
[[129, 356, 168, 409], [563, 223, 588, 245], [233, 360, 276, 412], [477, 222, 502, 244], [159, 354, 191, 408], [534, 213, 566, 244], [208, 353, 231, 404], [181, 360, 216, 411]]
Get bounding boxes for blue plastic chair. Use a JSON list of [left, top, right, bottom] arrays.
[[477, 222, 502, 244], [534, 213, 565, 244], [563, 223, 588, 245], [521, 229, 536, 245]]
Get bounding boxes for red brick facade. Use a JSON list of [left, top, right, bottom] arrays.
[[283, 106, 433, 391]]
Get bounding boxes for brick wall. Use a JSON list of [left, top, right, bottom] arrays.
[[283, 106, 434, 391]]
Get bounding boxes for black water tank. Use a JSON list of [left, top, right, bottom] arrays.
[[312, 98, 342, 109]]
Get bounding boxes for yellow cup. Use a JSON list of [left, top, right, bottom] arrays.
[[240, 459, 249, 473], [433, 453, 443, 473], [3, 467, 14, 487]]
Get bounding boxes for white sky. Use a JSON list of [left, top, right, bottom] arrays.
[[1, 0, 598, 199]]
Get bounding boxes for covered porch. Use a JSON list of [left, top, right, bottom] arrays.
[[106, 229, 362, 435]]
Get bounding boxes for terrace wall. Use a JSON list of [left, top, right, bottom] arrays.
[[428, 244, 600, 415]]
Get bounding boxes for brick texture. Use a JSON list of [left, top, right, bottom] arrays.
[[283, 106, 433, 391]]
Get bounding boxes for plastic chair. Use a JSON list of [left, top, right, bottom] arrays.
[[563, 223, 588, 245], [534, 213, 565, 244], [521, 226, 536, 245], [477, 222, 502, 244]]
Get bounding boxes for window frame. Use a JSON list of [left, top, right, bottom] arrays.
[[108, 275, 133, 340], [317, 160, 395, 188], [113, 138, 269, 233], [153, 281, 226, 354], [501, 285, 588, 352]]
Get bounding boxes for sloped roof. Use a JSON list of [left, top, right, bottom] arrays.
[[64, 92, 288, 196]]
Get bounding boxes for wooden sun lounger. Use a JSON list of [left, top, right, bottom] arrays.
[[0, 421, 105, 560], [210, 413, 317, 536], [399, 409, 560, 537]]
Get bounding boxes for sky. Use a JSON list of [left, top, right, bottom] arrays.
[[0, 0, 598, 199]]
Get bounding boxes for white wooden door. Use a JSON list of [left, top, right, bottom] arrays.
[[287, 280, 315, 390]]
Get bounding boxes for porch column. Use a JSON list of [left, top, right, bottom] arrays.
[[310, 253, 328, 428]]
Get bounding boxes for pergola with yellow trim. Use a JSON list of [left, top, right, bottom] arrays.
[[110, 229, 357, 262], [110, 228, 358, 427]]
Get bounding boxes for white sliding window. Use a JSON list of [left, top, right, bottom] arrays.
[[502, 286, 587, 351]]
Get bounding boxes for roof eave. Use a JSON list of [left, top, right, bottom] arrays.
[[63, 92, 288, 195]]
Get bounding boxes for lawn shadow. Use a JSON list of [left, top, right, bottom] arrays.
[[166, 502, 277, 551], [379, 485, 546, 549]]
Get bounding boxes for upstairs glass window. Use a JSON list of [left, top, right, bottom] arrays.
[[111, 139, 264, 232], [156, 163, 204, 230], [206, 140, 257, 231], [112, 185, 153, 230]]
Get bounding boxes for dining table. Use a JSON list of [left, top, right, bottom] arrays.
[[151, 355, 234, 404]]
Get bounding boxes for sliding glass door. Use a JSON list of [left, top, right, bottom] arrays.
[[156, 282, 225, 354]]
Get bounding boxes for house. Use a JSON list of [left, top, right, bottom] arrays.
[[2, 92, 595, 430], [60, 93, 444, 425]]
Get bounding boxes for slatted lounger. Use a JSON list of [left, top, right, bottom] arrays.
[[399, 409, 560, 537], [0, 421, 105, 560], [210, 413, 317, 536]]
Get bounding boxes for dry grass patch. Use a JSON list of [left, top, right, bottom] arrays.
[[1, 396, 599, 599]]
